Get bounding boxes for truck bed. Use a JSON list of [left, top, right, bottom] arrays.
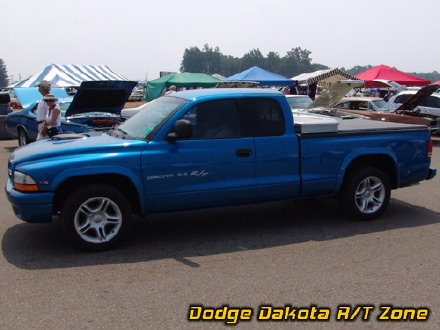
[[337, 118, 427, 133], [294, 115, 428, 135]]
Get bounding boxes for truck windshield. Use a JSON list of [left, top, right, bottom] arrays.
[[116, 96, 188, 140]]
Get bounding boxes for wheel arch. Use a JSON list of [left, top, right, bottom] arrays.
[[336, 152, 398, 192], [53, 174, 143, 216], [16, 124, 29, 136]]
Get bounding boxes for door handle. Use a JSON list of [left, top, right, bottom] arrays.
[[236, 149, 253, 157]]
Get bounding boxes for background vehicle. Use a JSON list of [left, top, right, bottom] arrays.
[[128, 89, 145, 102], [6, 89, 436, 250], [285, 95, 313, 110], [388, 90, 440, 117], [334, 85, 440, 132], [334, 97, 389, 111], [6, 80, 137, 146], [0, 92, 13, 139], [120, 102, 148, 119]]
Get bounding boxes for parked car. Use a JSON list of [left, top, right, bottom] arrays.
[[286, 91, 369, 120], [0, 92, 13, 139], [5, 88, 436, 250], [121, 102, 148, 119], [6, 80, 137, 146], [388, 89, 440, 118], [285, 95, 314, 110], [334, 97, 390, 111], [333, 85, 440, 132], [128, 89, 145, 102]]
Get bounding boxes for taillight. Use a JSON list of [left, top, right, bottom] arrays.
[[428, 139, 433, 158]]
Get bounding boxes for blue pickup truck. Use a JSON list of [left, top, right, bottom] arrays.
[[5, 89, 436, 250]]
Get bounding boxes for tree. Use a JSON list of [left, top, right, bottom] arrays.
[[408, 71, 440, 83], [242, 48, 264, 70], [180, 44, 223, 74], [343, 65, 373, 76], [281, 47, 313, 77], [264, 52, 281, 73], [0, 58, 8, 88]]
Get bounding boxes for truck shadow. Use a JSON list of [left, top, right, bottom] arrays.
[[2, 198, 439, 270]]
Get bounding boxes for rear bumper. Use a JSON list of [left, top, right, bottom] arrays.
[[426, 168, 437, 180], [5, 179, 54, 223]]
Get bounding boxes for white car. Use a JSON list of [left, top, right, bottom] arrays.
[[388, 90, 440, 117], [334, 97, 390, 111], [120, 102, 148, 119], [285, 95, 313, 110]]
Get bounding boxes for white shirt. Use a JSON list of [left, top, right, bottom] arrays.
[[36, 99, 49, 122], [46, 106, 61, 127]]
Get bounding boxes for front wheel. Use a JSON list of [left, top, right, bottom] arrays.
[[18, 128, 29, 147], [60, 184, 132, 251], [339, 167, 390, 220]]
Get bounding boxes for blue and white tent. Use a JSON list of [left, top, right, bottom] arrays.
[[9, 64, 128, 88]]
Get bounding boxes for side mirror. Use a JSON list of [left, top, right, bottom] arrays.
[[166, 119, 193, 141]]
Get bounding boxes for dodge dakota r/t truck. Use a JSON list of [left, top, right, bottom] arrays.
[[5, 89, 436, 250]]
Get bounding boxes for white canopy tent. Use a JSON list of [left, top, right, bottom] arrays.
[[9, 64, 128, 88], [291, 68, 360, 88]]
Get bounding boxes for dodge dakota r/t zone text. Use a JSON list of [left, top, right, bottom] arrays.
[[5, 89, 436, 250]]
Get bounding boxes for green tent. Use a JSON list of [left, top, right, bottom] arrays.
[[146, 72, 221, 101]]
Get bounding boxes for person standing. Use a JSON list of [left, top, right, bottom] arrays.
[[163, 85, 177, 95], [41, 94, 61, 139], [36, 80, 51, 140]]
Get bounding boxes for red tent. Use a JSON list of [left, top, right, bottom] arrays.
[[355, 64, 431, 88], [434, 81, 440, 84]]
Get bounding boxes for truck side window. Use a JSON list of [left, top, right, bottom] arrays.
[[181, 99, 241, 139], [237, 98, 285, 137]]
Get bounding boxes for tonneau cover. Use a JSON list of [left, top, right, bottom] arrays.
[[337, 118, 427, 132]]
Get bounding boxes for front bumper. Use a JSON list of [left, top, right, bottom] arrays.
[[426, 168, 437, 180], [5, 179, 54, 223]]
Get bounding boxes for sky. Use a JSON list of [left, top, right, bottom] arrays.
[[1, 0, 439, 83]]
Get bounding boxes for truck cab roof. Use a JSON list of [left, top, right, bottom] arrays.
[[168, 88, 285, 101]]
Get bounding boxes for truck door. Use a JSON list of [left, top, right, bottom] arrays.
[[237, 98, 301, 201], [143, 99, 256, 213]]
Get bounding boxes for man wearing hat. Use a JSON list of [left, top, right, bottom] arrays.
[[35, 80, 52, 140]]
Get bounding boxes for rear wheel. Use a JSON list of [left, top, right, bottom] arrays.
[[18, 128, 29, 147], [60, 184, 132, 251], [339, 167, 390, 220]]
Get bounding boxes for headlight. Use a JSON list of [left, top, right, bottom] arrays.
[[13, 171, 39, 192]]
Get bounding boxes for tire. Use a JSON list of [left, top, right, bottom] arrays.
[[18, 128, 30, 147], [60, 183, 132, 251], [339, 166, 390, 220]]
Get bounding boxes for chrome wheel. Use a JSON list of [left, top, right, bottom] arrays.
[[18, 129, 29, 147], [354, 176, 385, 214], [74, 197, 123, 243]]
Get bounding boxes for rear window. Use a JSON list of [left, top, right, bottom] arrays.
[[394, 94, 413, 104], [237, 98, 285, 137], [371, 100, 389, 110], [421, 96, 440, 108]]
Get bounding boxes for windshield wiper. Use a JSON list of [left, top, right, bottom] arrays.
[[109, 127, 129, 139]]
